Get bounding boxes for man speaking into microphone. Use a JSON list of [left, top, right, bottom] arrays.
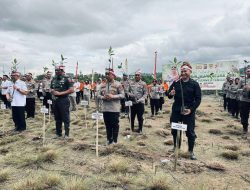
[[168, 62, 201, 160]]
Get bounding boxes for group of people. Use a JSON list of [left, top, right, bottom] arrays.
[[222, 67, 250, 139], [2, 62, 249, 161]]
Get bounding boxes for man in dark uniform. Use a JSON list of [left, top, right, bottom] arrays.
[[51, 65, 74, 138], [168, 62, 201, 160]]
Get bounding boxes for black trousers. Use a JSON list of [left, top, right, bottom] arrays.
[[223, 94, 227, 110], [231, 99, 239, 117], [226, 97, 231, 113], [12, 106, 26, 131], [159, 97, 165, 111], [170, 111, 197, 152], [150, 98, 159, 115], [1, 94, 11, 109], [43, 92, 52, 109], [80, 91, 84, 100], [103, 112, 120, 143], [131, 103, 144, 132], [53, 97, 70, 136], [240, 101, 250, 132], [25, 98, 35, 118], [120, 98, 126, 113], [76, 92, 81, 104]]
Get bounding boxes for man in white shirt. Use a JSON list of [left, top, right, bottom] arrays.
[[73, 78, 81, 104], [1, 75, 12, 109], [6, 72, 28, 132]]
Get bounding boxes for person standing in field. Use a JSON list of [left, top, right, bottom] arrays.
[[168, 62, 201, 160], [25, 73, 36, 119], [98, 69, 124, 145]]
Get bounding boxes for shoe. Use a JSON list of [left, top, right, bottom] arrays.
[[169, 146, 176, 152], [190, 152, 197, 160], [242, 132, 248, 140], [53, 135, 62, 139]]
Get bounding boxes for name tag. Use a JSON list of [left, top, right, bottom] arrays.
[[171, 122, 187, 131]]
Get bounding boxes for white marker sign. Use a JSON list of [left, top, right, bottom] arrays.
[[171, 122, 187, 131], [92, 112, 103, 120], [81, 100, 89, 106], [47, 100, 52, 105], [1, 103, 6, 110], [40, 107, 49, 114], [125, 101, 133, 107]]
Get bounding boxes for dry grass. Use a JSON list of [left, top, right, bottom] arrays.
[[214, 117, 224, 121], [13, 172, 61, 190], [221, 151, 239, 160], [63, 176, 91, 190], [200, 118, 212, 123], [241, 150, 250, 157], [108, 158, 130, 174], [155, 129, 171, 137], [221, 135, 230, 140], [209, 129, 222, 135], [137, 141, 146, 146], [37, 149, 58, 163], [0, 168, 11, 183], [227, 130, 242, 136], [163, 139, 174, 145], [206, 162, 226, 171], [147, 173, 172, 190], [224, 145, 240, 151]]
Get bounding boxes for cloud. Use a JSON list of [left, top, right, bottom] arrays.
[[0, 0, 250, 76]]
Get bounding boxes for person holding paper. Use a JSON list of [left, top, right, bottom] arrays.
[[168, 62, 201, 160], [98, 69, 124, 145]]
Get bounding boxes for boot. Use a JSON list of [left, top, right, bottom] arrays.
[[189, 151, 197, 160]]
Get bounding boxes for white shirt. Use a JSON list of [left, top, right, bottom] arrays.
[[1, 80, 12, 95], [7, 79, 27, 107], [73, 82, 80, 92]]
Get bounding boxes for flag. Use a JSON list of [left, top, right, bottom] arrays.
[[75, 61, 78, 78], [154, 51, 157, 79], [124, 58, 128, 73]]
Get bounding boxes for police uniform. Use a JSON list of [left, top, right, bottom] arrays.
[[120, 76, 130, 114], [98, 80, 124, 144], [229, 81, 239, 118], [42, 76, 52, 109], [128, 79, 148, 132], [238, 77, 250, 136], [149, 82, 160, 116], [25, 79, 36, 118], [51, 74, 73, 137], [168, 78, 201, 153], [222, 80, 230, 111]]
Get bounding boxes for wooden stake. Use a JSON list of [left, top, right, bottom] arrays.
[[43, 111, 46, 146], [96, 111, 99, 157], [174, 130, 181, 171]]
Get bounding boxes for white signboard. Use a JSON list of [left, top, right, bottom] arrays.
[[125, 101, 133, 107], [162, 60, 247, 90], [47, 100, 52, 105], [81, 100, 89, 106], [40, 107, 49, 114], [40, 97, 44, 100], [171, 122, 187, 131], [92, 112, 103, 120], [1, 103, 6, 110]]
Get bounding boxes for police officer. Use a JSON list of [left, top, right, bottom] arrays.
[[149, 79, 160, 117], [120, 73, 130, 116], [25, 73, 36, 118], [98, 69, 124, 145], [51, 66, 74, 138], [229, 77, 240, 118], [222, 76, 230, 111], [238, 67, 250, 139], [42, 71, 53, 109], [128, 70, 148, 133], [168, 62, 201, 160]]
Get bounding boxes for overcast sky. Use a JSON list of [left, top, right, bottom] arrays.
[[0, 0, 250, 76]]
